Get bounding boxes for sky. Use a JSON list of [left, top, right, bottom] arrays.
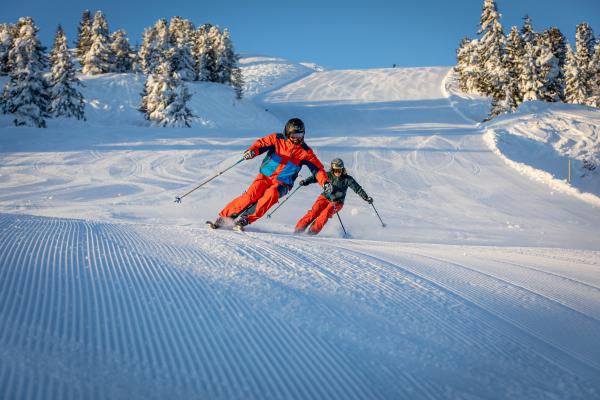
[[3, 0, 600, 70]]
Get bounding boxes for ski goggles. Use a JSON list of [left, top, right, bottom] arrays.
[[288, 131, 305, 140], [332, 168, 343, 173]]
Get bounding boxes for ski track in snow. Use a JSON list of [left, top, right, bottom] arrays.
[[1, 214, 600, 399]]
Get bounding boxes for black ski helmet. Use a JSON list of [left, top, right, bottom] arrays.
[[331, 158, 345, 173], [284, 118, 305, 140]]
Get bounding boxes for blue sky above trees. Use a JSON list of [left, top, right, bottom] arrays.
[[3, 0, 600, 69]]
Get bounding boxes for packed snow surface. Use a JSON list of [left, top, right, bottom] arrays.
[[1, 56, 599, 399]]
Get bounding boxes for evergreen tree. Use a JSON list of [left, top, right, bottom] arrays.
[[1, 17, 50, 127], [140, 57, 192, 127], [520, 42, 543, 101], [75, 9, 93, 65], [454, 38, 480, 93], [168, 17, 195, 81], [454, 38, 470, 91], [49, 25, 85, 120], [564, 44, 587, 104], [475, 0, 507, 97], [110, 30, 132, 72], [520, 15, 537, 45], [82, 11, 114, 74], [138, 19, 171, 75], [488, 85, 517, 120], [587, 41, 600, 107], [574, 22, 596, 97], [195, 24, 219, 82], [541, 27, 567, 101], [536, 42, 560, 102], [153, 19, 171, 68], [214, 28, 237, 84], [231, 65, 244, 100], [505, 26, 525, 105], [0, 23, 15, 75], [138, 27, 157, 74], [130, 41, 142, 73]]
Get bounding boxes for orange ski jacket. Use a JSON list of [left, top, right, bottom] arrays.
[[247, 133, 329, 187]]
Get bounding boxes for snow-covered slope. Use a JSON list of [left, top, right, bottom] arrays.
[[1, 214, 599, 399], [1, 56, 600, 399]]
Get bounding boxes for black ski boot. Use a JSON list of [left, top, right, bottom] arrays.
[[206, 217, 226, 229], [233, 216, 249, 232]]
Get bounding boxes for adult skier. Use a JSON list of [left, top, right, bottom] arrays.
[[209, 118, 330, 231], [295, 158, 372, 235]]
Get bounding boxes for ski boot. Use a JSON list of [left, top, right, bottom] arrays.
[[233, 216, 249, 232], [206, 217, 226, 229]]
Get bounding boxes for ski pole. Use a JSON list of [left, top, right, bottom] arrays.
[[370, 202, 386, 227], [267, 185, 302, 218], [328, 194, 348, 237], [174, 158, 244, 203]]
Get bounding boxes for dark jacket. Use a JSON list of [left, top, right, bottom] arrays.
[[303, 170, 369, 204]]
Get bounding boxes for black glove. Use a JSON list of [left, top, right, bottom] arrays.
[[365, 196, 373, 204], [299, 179, 309, 186], [243, 150, 255, 160], [323, 182, 332, 195]]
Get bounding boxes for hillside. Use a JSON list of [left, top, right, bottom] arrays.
[[1, 57, 599, 399]]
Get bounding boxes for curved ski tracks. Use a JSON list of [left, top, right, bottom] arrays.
[[1, 214, 599, 399]]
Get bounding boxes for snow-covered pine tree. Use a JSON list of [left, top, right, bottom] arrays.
[[587, 41, 600, 107], [505, 26, 525, 106], [168, 16, 195, 48], [214, 28, 236, 84], [130, 42, 141, 73], [520, 15, 537, 46], [140, 56, 192, 127], [195, 24, 220, 82], [168, 17, 195, 81], [544, 27, 567, 69], [49, 25, 85, 120], [454, 38, 470, 91], [75, 9, 93, 65], [574, 22, 596, 98], [454, 38, 480, 93], [138, 19, 171, 75], [1, 17, 50, 127], [193, 24, 209, 81], [475, 0, 507, 97], [520, 42, 543, 101], [488, 84, 517, 120], [536, 42, 560, 102], [139, 27, 157, 74], [110, 30, 132, 72], [541, 27, 567, 101], [0, 23, 15, 75], [231, 65, 244, 100], [153, 19, 171, 68], [82, 10, 114, 74], [564, 43, 587, 104]]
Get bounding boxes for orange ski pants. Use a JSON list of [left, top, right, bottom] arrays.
[[220, 174, 287, 224], [295, 195, 344, 235]]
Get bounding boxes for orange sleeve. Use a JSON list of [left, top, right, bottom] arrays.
[[248, 133, 278, 155], [303, 149, 329, 186]]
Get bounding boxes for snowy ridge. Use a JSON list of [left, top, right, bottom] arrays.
[[483, 128, 600, 207]]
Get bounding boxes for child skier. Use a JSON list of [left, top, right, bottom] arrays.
[[209, 118, 331, 231], [295, 158, 372, 235]]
